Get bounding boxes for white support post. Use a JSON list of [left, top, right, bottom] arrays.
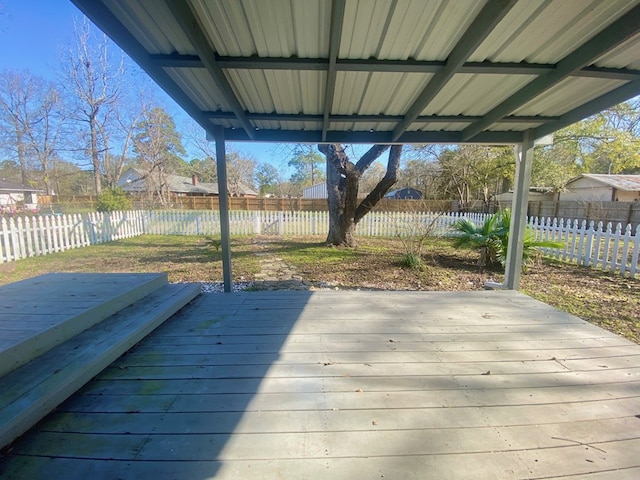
[[213, 126, 233, 292], [504, 129, 535, 290]]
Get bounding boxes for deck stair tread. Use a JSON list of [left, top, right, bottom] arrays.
[[0, 278, 200, 449], [0, 273, 169, 376]]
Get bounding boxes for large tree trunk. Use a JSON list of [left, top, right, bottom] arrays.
[[319, 143, 401, 247]]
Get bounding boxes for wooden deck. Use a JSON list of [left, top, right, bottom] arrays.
[[1, 290, 639, 479]]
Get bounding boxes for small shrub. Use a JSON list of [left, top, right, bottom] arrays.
[[96, 187, 132, 212], [399, 252, 423, 270]]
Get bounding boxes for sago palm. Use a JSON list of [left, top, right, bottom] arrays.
[[492, 210, 563, 271], [451, 213, 506, 269], [452, 210, 562, 272]]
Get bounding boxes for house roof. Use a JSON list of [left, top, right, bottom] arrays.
[[571, 174, 640, 191], [0, 180, 41, 193], [70, 0, 640, 146], [167, 174, 220, 195], [119, 168, 257, 196], [385, 187, 423, 196]]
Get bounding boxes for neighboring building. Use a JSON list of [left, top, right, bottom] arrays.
[[302, 182, 327, 199], [0, 180, 41, 213], [117, 168, 257, 197], [303, 183, 425, 200], [384, 187, 423, 200], [559, 174, 640, 202], [493, 187, 557, 207]]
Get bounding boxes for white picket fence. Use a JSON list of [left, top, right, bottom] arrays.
[[1, 209, 639, 278], [532, 217, 640, 277], [143, 210, 489, 237], [0, 211, 147, 262]]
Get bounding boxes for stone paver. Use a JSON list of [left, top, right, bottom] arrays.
[[251, 238, 328, 291]]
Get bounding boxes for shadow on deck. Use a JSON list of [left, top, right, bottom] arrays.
[[1, 283, 640, 479]]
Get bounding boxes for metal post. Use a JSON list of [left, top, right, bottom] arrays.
[[212, 126, 233, 292], [504, 129, 535, 290]]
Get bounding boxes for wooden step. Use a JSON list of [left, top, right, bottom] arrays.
[[0, 272, 169, 377], [0, 282, 201, 449]]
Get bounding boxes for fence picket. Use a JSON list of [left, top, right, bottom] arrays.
[[631, 226, 640, 277]]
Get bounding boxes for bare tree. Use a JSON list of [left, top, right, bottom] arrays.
[[64, 17, 123, 195], [0, 71, 66, 193], [100, 91, 152, 188], [0, 71, 34, 185], [226, 151, 257, 196]]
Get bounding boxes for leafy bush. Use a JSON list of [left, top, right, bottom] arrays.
[[96, 187, 132, 212]]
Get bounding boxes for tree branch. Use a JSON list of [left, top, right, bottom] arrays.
[[355, 144, 391, 173], [354, 145, 402, 224]]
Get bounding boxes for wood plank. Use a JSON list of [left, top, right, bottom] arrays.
[[58, 383, 640, 414], [95, 358, 633, 380], [10, 418, 639, 460], [108, 346, 640, 367], [43, 397, 640, 435], [79, 368, 640, 396], [3, 445, 640, 480]]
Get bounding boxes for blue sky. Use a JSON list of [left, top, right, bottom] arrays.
[[0, 0, 289, 169]]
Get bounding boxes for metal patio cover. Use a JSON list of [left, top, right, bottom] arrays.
[[70, 0, 640, 146]]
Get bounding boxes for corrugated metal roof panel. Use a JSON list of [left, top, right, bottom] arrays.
[[357, 73, 433, 116], [331, 72, 432, 116], [410, 0, 486, 61], [190, 0, 329, 58], [470, 0, 640, 64], [226, 70, 275, 113], [413, 122, 473, 132], [105, 0, 193, 54], [165, 68, 230, 111], [424, 74, 536, 116], [514, 78, 629, 116], [594, 35, 640, 69], [341, 0, 485, 61]]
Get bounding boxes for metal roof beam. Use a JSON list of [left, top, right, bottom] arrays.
[[165, 0, 256, 140], [321, 0, 346, 142], [534, 78, 640, 139], [462, 4, 640, 141], [204, 110, 556, 124], [391, 0, 519, 142], [219, 128, 523, 144], [149, 53, 640, 81]]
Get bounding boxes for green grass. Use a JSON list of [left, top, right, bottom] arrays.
[[0, 235, 261, 285]]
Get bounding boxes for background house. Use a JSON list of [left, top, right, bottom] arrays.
[[559, 174, 640, 202], [0, 180, 41, 213], [117, 168, 257, 198], [384, 187, 423, 200], [493, 187, 557, 209], [302, 182, 327, 199]]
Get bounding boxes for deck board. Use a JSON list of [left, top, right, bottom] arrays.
[[1, 290, 639, 479]]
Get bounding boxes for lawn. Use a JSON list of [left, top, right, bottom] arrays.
[[0, 234, 638, 344]]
